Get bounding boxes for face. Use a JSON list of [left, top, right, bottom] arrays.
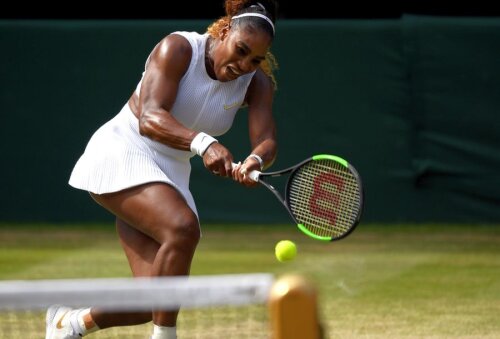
[[211, 26, 272, 82]]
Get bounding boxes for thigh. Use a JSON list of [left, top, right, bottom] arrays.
[[91, 182, 199, 243]]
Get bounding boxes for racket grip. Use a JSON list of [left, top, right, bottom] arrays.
[[231, 162, 260, 182]]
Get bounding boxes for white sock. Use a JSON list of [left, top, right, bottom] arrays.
[[151, 324, 177, 339], [72, 308, 99, 336]]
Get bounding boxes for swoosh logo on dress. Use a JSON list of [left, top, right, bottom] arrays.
[[223, 102, 242, 110], [56, 311, 70, 329]]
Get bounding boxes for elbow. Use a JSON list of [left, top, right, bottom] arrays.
[[138, 116, 150, 137], [138, 110, 157, 137]]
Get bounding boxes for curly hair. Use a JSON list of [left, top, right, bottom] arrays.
[[207, 0, 279, 90]]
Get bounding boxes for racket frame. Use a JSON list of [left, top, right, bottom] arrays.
[[257, 154, 363, 241]]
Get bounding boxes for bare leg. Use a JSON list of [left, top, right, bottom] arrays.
[[89, 182, 200, 328], [89, 218, 158, 327]]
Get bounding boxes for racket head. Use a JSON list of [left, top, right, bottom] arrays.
[[285, 154, 364, 241]]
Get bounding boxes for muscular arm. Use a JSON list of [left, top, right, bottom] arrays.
[[135, 34, 198, 150], [232, 69, 277, 185], [131, 34, 234, 176], [245, 68, 277, 170]]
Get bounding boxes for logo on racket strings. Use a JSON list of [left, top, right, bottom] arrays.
[[309, 173, 343, 225]]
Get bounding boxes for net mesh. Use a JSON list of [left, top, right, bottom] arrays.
[[287, 158, 362, 239], [0, 274, 273, 339]]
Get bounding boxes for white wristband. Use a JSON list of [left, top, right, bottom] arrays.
[[190, 132, 218, 156], [246, 154, 264, 171]]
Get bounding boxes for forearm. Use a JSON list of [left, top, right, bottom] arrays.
[[138, 109, 197, 151]]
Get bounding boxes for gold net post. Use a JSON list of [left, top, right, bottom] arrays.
[[268, 274, 322, 339]]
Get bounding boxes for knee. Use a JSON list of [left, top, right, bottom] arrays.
[[158, 211, 200, 252]]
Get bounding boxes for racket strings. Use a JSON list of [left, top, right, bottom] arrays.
[[287, 160, 362, 238]]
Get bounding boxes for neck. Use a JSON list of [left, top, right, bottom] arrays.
[[205, 36, 216, 79]]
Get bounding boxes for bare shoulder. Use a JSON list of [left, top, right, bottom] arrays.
[[148, 33, 193, 72], [162, 33, 193, 56], [246, 68, 274, 105], [251, 68, 273, 90]]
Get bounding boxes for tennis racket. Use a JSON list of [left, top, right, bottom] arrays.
[[235, 154, 364, 241]]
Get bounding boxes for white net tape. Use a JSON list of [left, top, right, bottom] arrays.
[[0, 273, 274, 311], [0, 274, 275, 338]]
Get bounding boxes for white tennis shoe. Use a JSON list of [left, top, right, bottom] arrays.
[[45, 305, 82, 339]]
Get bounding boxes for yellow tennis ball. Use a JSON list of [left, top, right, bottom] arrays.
[[275, 240, 297, 262]]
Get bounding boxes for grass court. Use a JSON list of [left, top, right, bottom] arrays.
[[0, 223, 499, 338]]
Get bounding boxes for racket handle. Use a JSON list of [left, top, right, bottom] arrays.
[[231, 162, 261, 182]]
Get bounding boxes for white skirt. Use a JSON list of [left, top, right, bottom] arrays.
[[68, 103, 198, 217]]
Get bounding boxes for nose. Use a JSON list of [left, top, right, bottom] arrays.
[[238, 58, 255, 74]]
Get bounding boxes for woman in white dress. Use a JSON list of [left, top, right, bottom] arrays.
[[46, 0, 279, 338]]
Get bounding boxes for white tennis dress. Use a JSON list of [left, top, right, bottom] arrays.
[[69, 31, 256, 217]]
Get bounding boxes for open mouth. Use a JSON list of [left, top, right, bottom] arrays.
[[226, 66, 241, 79]]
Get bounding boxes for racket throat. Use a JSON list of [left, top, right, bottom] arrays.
[[260, 180, 298, 224]]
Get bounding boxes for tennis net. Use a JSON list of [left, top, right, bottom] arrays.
[[0, 273, 322, 339]]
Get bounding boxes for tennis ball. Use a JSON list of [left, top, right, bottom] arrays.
[[275, 240, 297, 262]]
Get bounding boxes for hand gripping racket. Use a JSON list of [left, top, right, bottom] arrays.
[[235, 154, 364, 241]]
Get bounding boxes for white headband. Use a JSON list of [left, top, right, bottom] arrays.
[[231, 13, 275, 35]]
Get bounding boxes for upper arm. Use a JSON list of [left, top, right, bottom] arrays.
[[138, 34, 192, 116], [245, 69, 276, 148]]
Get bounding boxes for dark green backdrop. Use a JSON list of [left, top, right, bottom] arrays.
[[1, 16, 499, 223]]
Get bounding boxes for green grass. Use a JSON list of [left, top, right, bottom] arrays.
[[1, 223, 499, 338]]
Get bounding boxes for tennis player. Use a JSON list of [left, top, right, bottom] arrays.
[[45, 1, 279, 338]]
